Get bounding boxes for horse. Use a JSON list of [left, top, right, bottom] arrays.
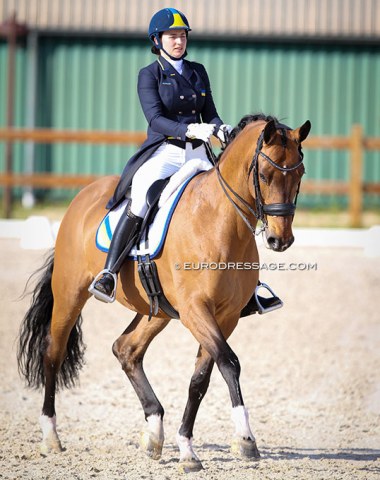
[[17, 113, 311, 472]]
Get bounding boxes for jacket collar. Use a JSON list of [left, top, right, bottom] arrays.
[[157, 56, 195, 83], [157, 56, 176, 75], [181, 60, 195, 83]]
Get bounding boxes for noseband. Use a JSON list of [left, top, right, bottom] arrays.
[[208, 123, 304, 236], [248, 127, 304, 222]]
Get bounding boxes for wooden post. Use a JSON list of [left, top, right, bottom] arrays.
[[349, 124, 363, 228]]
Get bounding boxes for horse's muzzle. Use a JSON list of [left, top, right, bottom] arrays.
[[265, 233, 294, 252]]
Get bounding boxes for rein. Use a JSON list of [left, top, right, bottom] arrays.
[[206, 123, 304, 236], [206, 142, 260, 235]]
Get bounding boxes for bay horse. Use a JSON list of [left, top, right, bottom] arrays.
[[17, 114, 311, 472]]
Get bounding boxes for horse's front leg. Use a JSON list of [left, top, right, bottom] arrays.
[[180, 304, 260, 465], [176, 345, 214, 472], [112, 313, 170, 460]]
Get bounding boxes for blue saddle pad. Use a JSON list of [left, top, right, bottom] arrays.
[[96, 172, 201, 260]]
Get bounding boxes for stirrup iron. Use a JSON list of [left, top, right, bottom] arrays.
[[88, 269, 117, 303], [254, 282, 283, 314]]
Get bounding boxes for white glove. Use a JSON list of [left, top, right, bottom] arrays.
[[186, 123, 216, 142], [217, 124, 233, 144]]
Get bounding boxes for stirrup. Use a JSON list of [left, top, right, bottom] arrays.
[[88, 270, 117, 303], [254, 282, 283, 315]]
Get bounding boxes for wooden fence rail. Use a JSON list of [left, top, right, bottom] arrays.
[[0, 125, 379, 226]]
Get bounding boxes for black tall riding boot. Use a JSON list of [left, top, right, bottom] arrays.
[[89, 206, 143, 303]]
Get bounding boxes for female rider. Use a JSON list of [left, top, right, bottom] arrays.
[[90, 7, 231, 302], [89, 8, 281, 315]]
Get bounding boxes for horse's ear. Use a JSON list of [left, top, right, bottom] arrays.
[[295, 120, 311, 143], [263, 119, 277, 145]]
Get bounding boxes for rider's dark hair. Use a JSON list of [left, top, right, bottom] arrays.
[[151, 33, 163, 55]]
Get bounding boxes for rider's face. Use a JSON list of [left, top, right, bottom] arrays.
[[159, 29, 187, 59]]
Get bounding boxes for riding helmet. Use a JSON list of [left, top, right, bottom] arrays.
[[148, 8, 191, 56]]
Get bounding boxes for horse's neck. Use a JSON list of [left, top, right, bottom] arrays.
[[193, 145, 258, 255], [217, 138, 257, 216]]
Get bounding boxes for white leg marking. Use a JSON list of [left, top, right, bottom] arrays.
[[39, 414, 58, 438], [231, 406, 255, 440], [176, 431, 200, 462], [39, 414, 63, 453], [146, 414, 164, 443], [140, 414, 164, 460]]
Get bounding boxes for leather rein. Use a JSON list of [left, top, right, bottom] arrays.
[[206, 124, 304, 236]]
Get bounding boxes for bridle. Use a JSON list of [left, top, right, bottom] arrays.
[[206, 123, 304, 236]]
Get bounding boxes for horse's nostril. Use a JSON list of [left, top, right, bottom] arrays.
[[267, 236, 279, 250]]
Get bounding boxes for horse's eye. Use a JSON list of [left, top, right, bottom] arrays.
[[259, 173, 267, 184]]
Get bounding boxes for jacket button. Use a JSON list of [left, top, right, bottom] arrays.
[[192, 110, 196, 114], [192, 94, 196, 98], [178, 111, 183, 114], [180, 95, 184, 99]]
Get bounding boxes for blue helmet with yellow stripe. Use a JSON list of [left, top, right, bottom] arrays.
[[148, 8, 191, 41]]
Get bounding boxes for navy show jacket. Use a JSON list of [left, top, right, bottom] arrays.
[[107, 56, 224, 209]]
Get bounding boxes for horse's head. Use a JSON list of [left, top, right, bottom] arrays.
[[244, 117, 311, 251]]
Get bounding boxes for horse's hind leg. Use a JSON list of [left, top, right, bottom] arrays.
[[17, 251, 88, 455], [112, 313, 170, 460], [176, 345, 214, 472], [40, 277, 89, 454]]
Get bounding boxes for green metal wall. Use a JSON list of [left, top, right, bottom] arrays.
[[1, 37, 379, 207], [0, 41, 27, 182]]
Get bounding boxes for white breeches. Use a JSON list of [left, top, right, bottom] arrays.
[[130, 142, 210, 217]]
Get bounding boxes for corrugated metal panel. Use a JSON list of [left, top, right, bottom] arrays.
[[1, 37, 379, 207], [1, 0, 380, 40], [0, 41, 27, 185], [192, 41, 380, 207], [39, 39, 380, 207], [33, 37, 153, 190], [0, 43, 5, 167]]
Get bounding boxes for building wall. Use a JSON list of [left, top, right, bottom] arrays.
[[1, 0, 380, 40], [0, 36, 379, 206]]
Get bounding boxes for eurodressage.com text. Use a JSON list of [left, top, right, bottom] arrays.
[[174, 262, 317, 271]]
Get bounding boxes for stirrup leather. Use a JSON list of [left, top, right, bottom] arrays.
[[254, 281, 283, 314], [88, 270, 117, 303]]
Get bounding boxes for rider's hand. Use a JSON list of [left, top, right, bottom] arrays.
[[186, 123, 216, 143], [216, 124, 233, 145]]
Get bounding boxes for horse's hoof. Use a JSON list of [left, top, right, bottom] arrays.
[[40, 437, 63, 456], [140, 431, 163, 460], [231, 437, 260, 460], [178, 458, 204, 474]]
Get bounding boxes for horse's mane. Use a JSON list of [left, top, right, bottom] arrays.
[[217, 113, 280, 161], [229, 113, 280, 142]]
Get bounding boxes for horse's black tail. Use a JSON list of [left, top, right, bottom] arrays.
[[17, 250, 86, 390]]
